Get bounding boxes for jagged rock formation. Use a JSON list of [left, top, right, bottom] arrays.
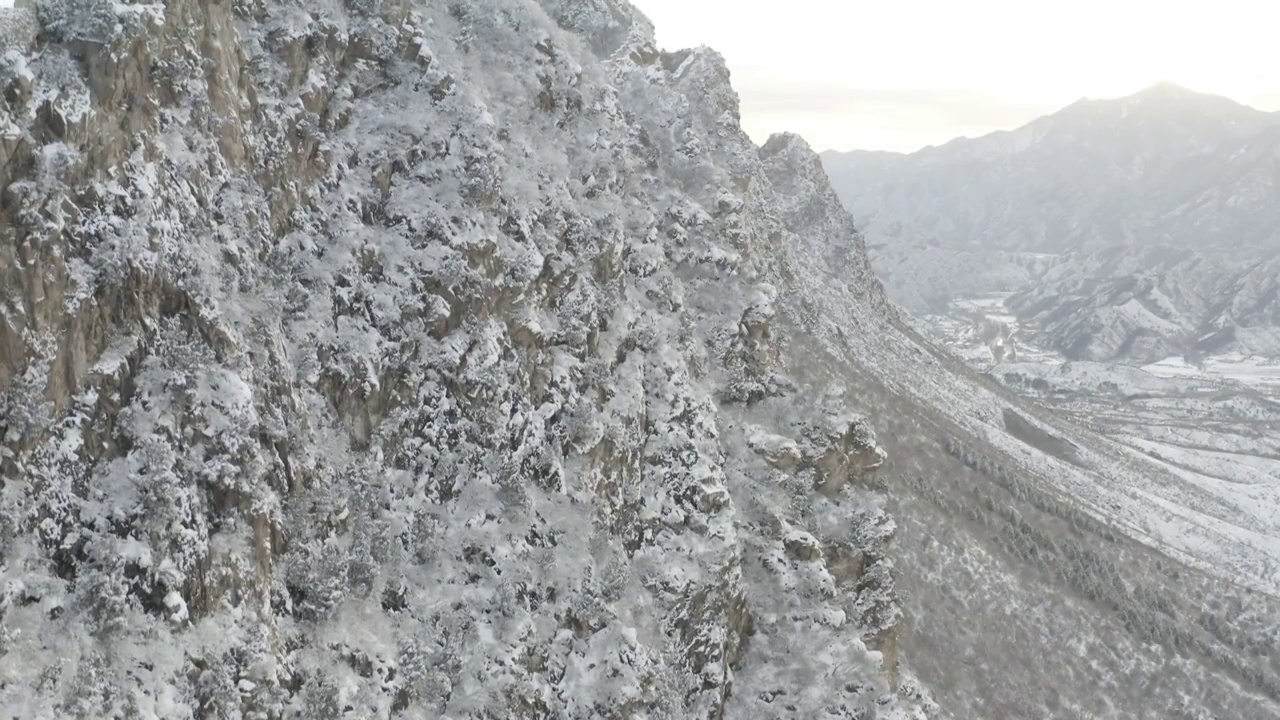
[[822, 85, 1280, 361], [0, 1, 928, 717]]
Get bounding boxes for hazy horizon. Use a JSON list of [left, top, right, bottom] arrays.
[[630, 0, 1280, 153]]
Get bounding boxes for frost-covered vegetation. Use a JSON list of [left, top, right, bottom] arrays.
[[0, 1, 929, 717]]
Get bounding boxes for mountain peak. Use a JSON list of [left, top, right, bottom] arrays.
[[1059, 82, 1245, 114], [1054, 82, 1267, 126], [1132, 81, 1198, 99]]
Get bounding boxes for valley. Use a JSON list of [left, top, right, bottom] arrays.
[[822, 84, 1280, 364], [914, 293, 1280, 601], [823, 83, 1280, 627]]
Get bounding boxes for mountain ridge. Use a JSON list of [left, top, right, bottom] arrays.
[[822, 85, 1280, 359], [821, 82, 1278, 158]]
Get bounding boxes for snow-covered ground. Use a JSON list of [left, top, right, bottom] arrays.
[[913, 293, 1063, 367], [911, 295, 1280, 597], [1143, 353, 1280, 389], [951, 292, 1019, 324], [922, 292, 1280, 396]]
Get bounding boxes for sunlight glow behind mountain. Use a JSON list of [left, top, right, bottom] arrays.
[[630, 0, 1280, 151]]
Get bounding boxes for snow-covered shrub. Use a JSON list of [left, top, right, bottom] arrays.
[[37, 0, 120, 42]]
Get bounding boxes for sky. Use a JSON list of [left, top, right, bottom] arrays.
[[629, 0, 1280, 153]]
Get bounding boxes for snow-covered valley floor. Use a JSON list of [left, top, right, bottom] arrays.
[[1143, 354, 1280, 389], [916, 298, 1280, 597]]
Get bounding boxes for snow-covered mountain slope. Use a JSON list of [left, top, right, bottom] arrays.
[[1005, 247, 1280, 363], [821, 85, 1280, 360], [2, 3, 1279, 720], [0, 1, 928, 717], [0, 2, 926, 717]]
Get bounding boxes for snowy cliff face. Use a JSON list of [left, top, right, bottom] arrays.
[[0, 1, 929, 717]]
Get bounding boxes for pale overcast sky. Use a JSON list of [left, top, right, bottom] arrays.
[[629, 0, 1280, 152]]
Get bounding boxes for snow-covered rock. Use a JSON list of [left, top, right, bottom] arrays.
[[0, 1, 923, 718]]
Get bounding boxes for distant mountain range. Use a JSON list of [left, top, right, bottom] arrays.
[[822, 84, 1280, 362]]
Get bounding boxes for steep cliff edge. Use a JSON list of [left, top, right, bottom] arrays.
[[0, 1, 929, 717]]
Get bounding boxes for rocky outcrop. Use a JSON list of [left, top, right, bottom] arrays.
[[0, 1, 930, 718]]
